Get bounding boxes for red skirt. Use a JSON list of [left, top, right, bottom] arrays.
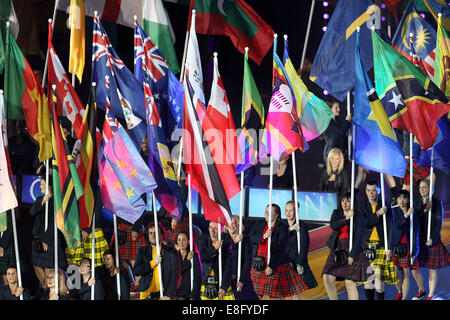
[[110, 220, 147, 261], [250, 248, 307, 298], [392, 248, 420, 270], [417, 240, 450, 269]]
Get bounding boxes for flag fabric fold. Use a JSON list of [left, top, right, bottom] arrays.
[[4, 26, 51, 162], [373, 31, 450, 150], [435, 15, 450, 99], [260, 37, 304, 162], [92, 15, 146, 150], [183, 72, 240, 226], [283, 37, 332, 142], [353, 31, 406, 177], [99, 83, 157, 224], [310, 0, 378, 101], [235, 48, 265, 175], [189, 0, 274, 66], [391, 0, 436, 81], [50, 91, 83, 250]]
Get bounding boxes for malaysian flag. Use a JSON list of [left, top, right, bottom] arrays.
[[92, 14, 146, 150]]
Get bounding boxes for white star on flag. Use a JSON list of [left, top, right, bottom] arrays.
[[389, 91, 403, 110]]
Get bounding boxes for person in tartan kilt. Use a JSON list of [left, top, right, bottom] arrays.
[[222, 215, 258, 300], [360, 180, 398, 300], [322, 193, 369, 300], [283, 201, 318, 291], [65, 193, 110, 268], [198, 221, 235, 300], [249, 204, 307, 300], [391, 190, 424, 300], [412, 179, 450, 300]]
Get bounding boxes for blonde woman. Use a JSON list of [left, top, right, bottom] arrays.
[[34, 269, 70, 300], [319, 148, 349, 198]]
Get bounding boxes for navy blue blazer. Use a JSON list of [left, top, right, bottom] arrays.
[[197, 233, 233, 291], [223, 233, 253, 285], [0, 285, 31, 300], [414, 195, 444, 245], [283, 220, 311, 267], [325, 209, 364, 259], [176, 251, 202, 300], [69, 278, 105, 300], [359, 197, 395, 249], [133, 243, 180, 298], [391, 206, 419, 258], [249, 216, 290, 271]]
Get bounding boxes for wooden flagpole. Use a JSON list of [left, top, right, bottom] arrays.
[[112, 213, 121, 299], [380, 173, 389, 254], [152, 191, 164, 298], [11, 209, 23, 300], [409, 133, 414, 265], [300, 0, 316, 71], [90, 210, 96, 300]]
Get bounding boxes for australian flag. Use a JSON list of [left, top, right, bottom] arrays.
[[92, 15, 146, 150], [135, 21, 184, 221], [134, 20, 184, 150]]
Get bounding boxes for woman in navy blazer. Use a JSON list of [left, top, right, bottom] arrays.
[[249, 204, 307, 300], [175, 231, 202, 300]]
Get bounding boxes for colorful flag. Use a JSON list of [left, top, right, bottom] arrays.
[[413, 116, 450, 174], [134, 19, 184, 149], [435, 15, 450, 99], [57, 0, 142, 28], [0, 91, 18, 225], [420, 0, 450, 31], [185, 10, 206, 109], [206, 53, 241, 166], [260, 37, 304, 162], [47, 21, 85, 141], [142, 0, 180, 74], [99, 85, 157, 224], [4, 26, 51, 162], [0, 27, 5, 74], [189, 0, 274, 66], [75, 86, 98, 229], [50, 91, 83, 250], [391, 0, 436, 81], [310, 0, 379, 102], [235, 48, 265, 175], [183, 72, 240, 226], [283, 37, 332, 142], [68, 0, 85, 83], [92, 15, 146, 150], [373, 31, 450, 150], [353, 31, 406, 177]]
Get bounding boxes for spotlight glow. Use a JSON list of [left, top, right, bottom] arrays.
[[323, 13, 329, 19], [323, 1, 329, 7], [322, 26, 327, 32]]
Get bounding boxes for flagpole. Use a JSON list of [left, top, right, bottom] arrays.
[[409, 133, 414, 265], [152, 191, 164, 298], [237, 171, 244, 286], [45, 160, 49, 231], [267, 155, 274, 264], [427, 148, 434, 242], [90, 210, 96, 300], [188, 174, 193, 291], [291, 151, 301, 253], [349, 125, 356, 252], [218, 222, 222, 297], [347, 92, 351, 161], [300, 0, 316, 71], [11, 209, 23, 300], [52, 85, 59, 297], [112, 213, 121, 300], [42, 0, 59, 88], [380, 173, 389, 254]]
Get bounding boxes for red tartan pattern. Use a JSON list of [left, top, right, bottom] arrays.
[[418, 240, 450, 269]]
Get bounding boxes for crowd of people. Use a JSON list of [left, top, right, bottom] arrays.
[[0, 96, 448, 301]]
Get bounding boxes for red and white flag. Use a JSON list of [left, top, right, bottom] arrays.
[[47, 21, 85, 141], [183, 73, 240, 227], [206, 53, 241, 166], [57, 0, 142, 28]]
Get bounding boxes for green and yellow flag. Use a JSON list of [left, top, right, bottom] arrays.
[[50, 91, 83, 250]]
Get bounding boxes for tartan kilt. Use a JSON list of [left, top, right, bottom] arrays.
[[392, 248, 419, 270], [0, 245, 16, 274], [110, 221, 147, 261], [65, 228, 110, 267], [297, 264, 318, 290], [417, 240, 450, 269], [250, 248, 307, 298], [200, 285, 235, 300], [321, 238, 370, 282], [31, 240, 68, 270], [363, 241, 399, 285], [400, 158, 430, 184]]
